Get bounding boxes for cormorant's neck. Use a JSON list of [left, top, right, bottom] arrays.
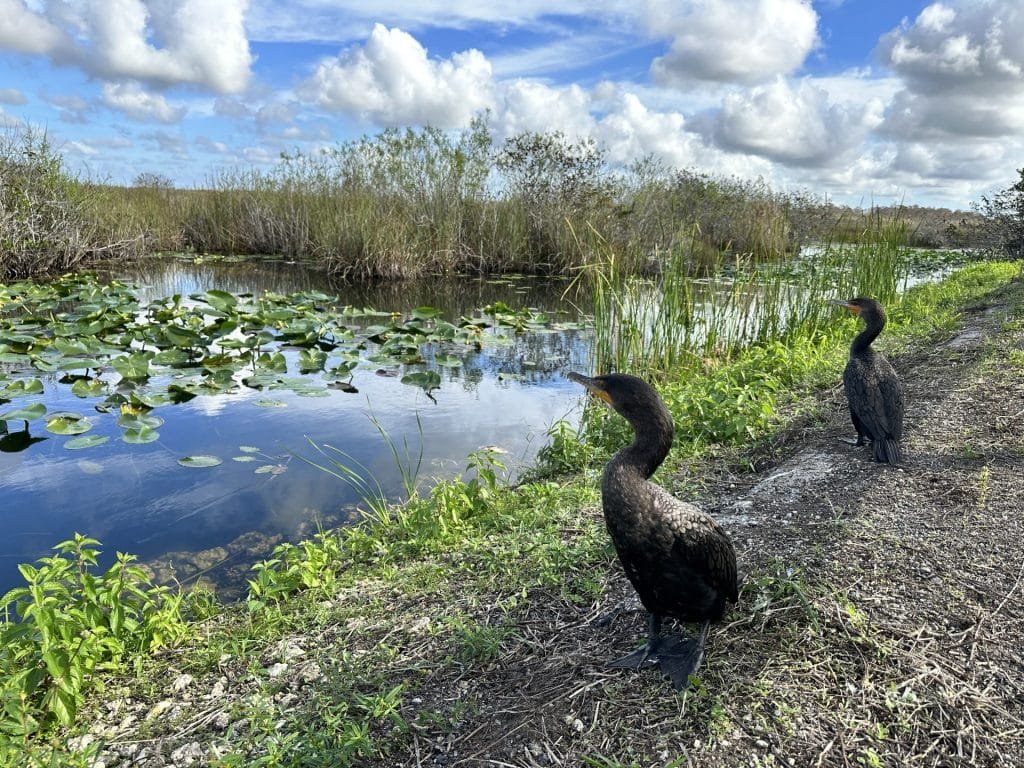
[[607, 409, 674, 480], [851, 316, 884, 355]]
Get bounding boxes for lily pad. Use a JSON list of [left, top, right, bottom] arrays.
[[401, 370, 442, 392], [198, 290, 238, 313], [298, 349, 328, 373], [178, 455, 222, 468], [0, 379, 44, 397], [55, 357, 103, 371], [122, 426, 160, 444], [152, 348, 191, 366], [1, 402, 47, 422], [46, 414, 93, 435], [111, 352, 153, 380], [71, 378, 107, 398], [117, 413, 164, 429], [433, 354, 462, 367]]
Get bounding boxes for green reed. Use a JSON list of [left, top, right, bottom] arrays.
[[587, 213, 916, 378]]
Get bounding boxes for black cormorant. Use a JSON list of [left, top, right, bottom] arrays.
[[834, 297, 905, 464], [568, 371, 738, 689]]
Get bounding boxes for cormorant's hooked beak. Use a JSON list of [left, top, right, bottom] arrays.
[[832, 299, 861, 315], [567, 372, 613, 405]]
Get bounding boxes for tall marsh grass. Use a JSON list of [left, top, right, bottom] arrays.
[[585, 214, 915, 377], [3, 121, 989, 282], [0, 128, 144, 279]]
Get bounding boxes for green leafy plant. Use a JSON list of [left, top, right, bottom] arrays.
[[0, 534, 189, 736], [532, 418, 595, 477], [246, 530, 345, 607], [452, 619, 507, 664]]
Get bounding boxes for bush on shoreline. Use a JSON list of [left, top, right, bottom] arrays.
[[0, 128, 145, 280]]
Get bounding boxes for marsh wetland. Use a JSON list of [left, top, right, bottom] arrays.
[[6, 124, 1023, 766], [0, 246, 972, 599]]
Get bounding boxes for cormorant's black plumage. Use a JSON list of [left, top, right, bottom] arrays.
[[568, 372, 738, 689], [835, 297, 905, 464]]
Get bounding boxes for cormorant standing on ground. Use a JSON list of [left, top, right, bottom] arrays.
[[568, 372, 738, 689], [834, 297, 905, 464]]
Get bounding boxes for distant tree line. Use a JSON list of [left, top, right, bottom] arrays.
[[974, 169, 1024, 258]]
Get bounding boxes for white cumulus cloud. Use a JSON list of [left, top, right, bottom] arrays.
[[102, 82, 187, 123], [298, 24, 494, 128], [648, 0, 819, 86], [878, 0, 1024, 139], [0, 0, 64, 54], [0, 0, 252, 93], [492, 80, 595, 140], [595, 87, 774, 179], [712, 77, 884, 166]]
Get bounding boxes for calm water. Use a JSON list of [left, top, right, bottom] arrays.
[[0, 258, 592, 598]]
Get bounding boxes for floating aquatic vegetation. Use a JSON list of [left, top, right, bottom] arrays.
[[178, 455, 223, 468], [0, 273, 587, 453]]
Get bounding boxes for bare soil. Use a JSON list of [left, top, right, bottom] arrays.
[[80, 279, 1024, 768]]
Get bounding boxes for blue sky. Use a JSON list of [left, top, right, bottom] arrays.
[[2, 0, 1022, 208]]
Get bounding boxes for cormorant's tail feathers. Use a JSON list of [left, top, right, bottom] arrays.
[[872, 438, 903, 464]]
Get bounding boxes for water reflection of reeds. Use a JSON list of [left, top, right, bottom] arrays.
[[589, 230, 971, 376]]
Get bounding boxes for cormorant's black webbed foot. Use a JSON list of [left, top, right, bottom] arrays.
[[608, 613, 661, 668], [659, 621, 711, 690], [656, 635, 704, 690], [606, 631, 707, 690], [607, 643, 658, 669]]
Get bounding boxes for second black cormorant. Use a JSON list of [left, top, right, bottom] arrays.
[[834, 297, 905, 464], [568, 371, 738, 690]]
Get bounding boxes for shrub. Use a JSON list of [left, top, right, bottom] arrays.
[[0, 126, 144, 279]]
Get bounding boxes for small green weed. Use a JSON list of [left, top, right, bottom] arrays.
[[247, 530, 345, 607], [532, 418, 594, 477], [452, 620, 507, 664], [743, 562, 821, 632]]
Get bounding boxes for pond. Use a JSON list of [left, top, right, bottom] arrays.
[[0, 256, 593, 598]]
